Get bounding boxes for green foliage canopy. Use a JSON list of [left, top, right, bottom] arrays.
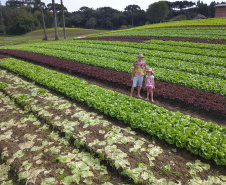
[[4, 7, 40, 34], [146, 1, 170, 23]]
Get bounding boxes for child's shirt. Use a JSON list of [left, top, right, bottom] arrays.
[[146, 75, 154, 87], [132, 60, 147, 76]]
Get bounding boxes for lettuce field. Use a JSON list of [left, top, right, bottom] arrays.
[[0, 18, 226, 185]]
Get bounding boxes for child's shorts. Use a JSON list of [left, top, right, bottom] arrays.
[[146, 85, 154, 89], [132, 76, 143, 87]]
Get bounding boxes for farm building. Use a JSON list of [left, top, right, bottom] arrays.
[[215, 4, 226, 17]]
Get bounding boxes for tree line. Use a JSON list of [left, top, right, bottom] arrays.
[[0, 0, 225, 35]]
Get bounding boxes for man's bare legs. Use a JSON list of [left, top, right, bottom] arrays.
[[137, 86, 142, 98], [130, 87, 135, 97], [131, 86, 142, 98]]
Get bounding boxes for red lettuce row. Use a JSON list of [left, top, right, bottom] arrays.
[[76, 36, 226, 45], [0, 49, 225, 116], [0, 54, 8, 59]]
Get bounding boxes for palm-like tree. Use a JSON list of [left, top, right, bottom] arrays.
[[0, 0, 6, 35], [38, 0, 48, 40], [125, 5, 141, 27], [61, 0, 66, 39], [52, 0, 59, 40]]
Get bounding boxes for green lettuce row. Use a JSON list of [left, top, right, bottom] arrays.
[[136, 41, 226, 58], [52, 40, 226, 67], [75, 38, 226, 58], [131, 18, 226, 29], [29, 42, 226, 80], [107, 18, 226, 30], [0, 72, 167, 184], [0, 57, 226, 166], [2, 39, 225, 68], [145, 39, 226, 51], [2, 44, 225, 96], [48, 39, 226, 60], [99, 27, 226, 40]]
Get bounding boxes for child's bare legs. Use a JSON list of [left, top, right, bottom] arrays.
[[146, 88, 154, 102], [150, 89, 154, 102], [145, 88, 150, 100]]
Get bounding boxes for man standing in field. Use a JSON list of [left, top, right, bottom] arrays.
[[130, 54, 147, 98]]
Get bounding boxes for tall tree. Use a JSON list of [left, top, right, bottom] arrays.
[[61, 0, 66, 39], [52, 0, 58, 40], [85, 17, 96, 29], [96, 7, 119, 29], [146, 1, 169, 23], [197, 1, 211, 17], [39, 0, 47, 40], [47, 2, 63, 12], [10, 8, 40, 34], [209, 1, 216, 17], [78, 6, 95, 27], [6, 0, 22, 7], [0, 0, 6, 35], [124, 5, 141, 27]]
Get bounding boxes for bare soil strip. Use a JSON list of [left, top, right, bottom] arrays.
[[77, 36, 226, 45]]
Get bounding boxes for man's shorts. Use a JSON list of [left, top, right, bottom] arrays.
[[132, 76, 143, 87]]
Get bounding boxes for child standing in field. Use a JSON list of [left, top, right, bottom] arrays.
[[145, 68, 155, 102]]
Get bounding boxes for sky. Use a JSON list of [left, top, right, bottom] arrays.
[[1, 0, 224, 12]]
